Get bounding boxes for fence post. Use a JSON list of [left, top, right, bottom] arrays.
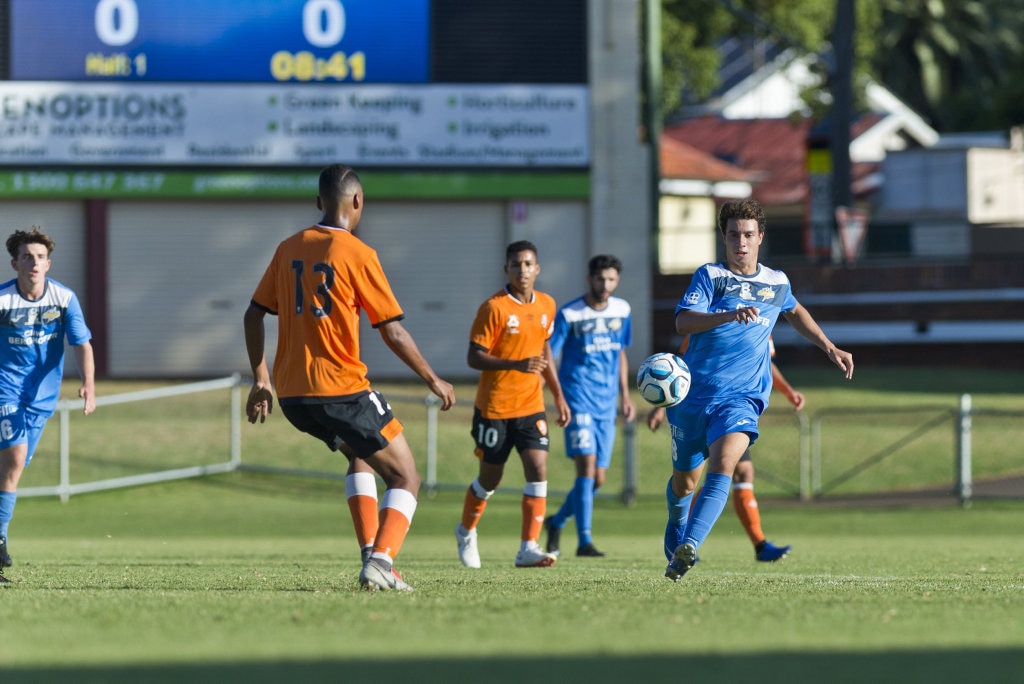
[[424, 394, 441, 496], [230, 374, 242, 468], [810, 414, 822, 498], [621, 419, 638, 506], [59, 406, 71, 503], [797, 410, 811, 501], [956, 393, 972, 508]]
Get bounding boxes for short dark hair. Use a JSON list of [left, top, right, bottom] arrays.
[[505, 240, 538, 263], [7, 226, 55, 259], [318, 164, 361, 203], [588, 254, 622, 276], [717, 198, 766, 235]]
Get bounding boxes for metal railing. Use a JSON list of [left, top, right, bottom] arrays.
[[23, 378, 1017, 509]]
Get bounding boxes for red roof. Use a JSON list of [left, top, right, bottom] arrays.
[[663, 115, 883, 205], [659, 134, 755, 182], [663, 116, 812, 205]]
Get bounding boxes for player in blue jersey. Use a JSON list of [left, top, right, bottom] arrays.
[[0, 227, 96, 582], [649, 335, 803, 562], [544, 255, 636, 558], [663, 199, 852, 581]]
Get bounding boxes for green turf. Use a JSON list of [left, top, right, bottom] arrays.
[[5, 368, 1024, 682], [3, 473, 1024, 683]]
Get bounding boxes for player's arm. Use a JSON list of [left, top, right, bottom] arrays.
[[540, 341, 571, 427], [618, 349, 636, 423], [771, 361, 805, 410], [782, 303, 854, 379], [646, 405, 666, 431], [676, 306, 761, 335], [467, 343, 548, 374], [378, 320, 455, 410], [243, 303, 274, 423], [71, 340, 96, 416]]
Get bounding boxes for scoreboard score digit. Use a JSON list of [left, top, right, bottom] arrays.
[[8, 0, 429, 83]]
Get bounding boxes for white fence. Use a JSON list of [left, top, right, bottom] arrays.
[[20, 375, 243, 502], [21, 377, 1016, 508]]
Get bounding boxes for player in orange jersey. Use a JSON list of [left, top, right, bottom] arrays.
[[647, 336, 803, 562], [244, 164, 455, 592], [455, 240, 571, 569]]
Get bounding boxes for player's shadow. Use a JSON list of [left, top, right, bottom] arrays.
[[6, 650, 1021, 683]]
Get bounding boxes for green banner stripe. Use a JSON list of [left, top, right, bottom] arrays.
[[0, 170, 589, 199]]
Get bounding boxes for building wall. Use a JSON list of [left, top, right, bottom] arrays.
[[0, 0, 653, 379]]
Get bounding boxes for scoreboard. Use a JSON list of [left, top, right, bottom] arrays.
[[9, 0, 430, 83], [0, 0, 591, 170]]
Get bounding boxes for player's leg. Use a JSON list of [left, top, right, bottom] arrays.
[[568, 453, 598, 552], [663, 404, 704, 564], [684, 432, 749, 549], [0, 443, 27, 569], [545, 413, 592, 554], [281, 393, 414, 591], [342, 443, 379, 563], [455, 411, 510, 568], [731, 453, 762, 546], [669, 400, 757, 581], [732, 455, 791, 561], [516, 444, 556, 568], [573, 416, 614, 556], [358, 431, 419, 591], [0, 410, 44, 571]]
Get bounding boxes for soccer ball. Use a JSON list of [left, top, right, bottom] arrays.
[[636, 352, 690, 407]]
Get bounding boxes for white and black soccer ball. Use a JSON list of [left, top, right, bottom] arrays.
[[636, 352, 691, 408]]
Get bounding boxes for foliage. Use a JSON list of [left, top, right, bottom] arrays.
[[660, 0, 877, 122], [871, 0, 1024, 131], [660, 0, 1024, 132]]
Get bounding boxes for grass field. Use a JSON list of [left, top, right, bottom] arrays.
[[4, 367, 1024, 682], [5, 474, 1024, 682]]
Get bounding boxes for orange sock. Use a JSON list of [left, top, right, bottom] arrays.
[[460, 483, 490, 531], [372, 488, 417, 563], [732, 483, 765, 546], [345, 472, 378, 550], [521, 495, 546, 543]]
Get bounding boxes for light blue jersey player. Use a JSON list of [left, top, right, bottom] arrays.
[[662, 200, 853, 581], [0, 228, 96, 577], [544, 255, 636, 558]]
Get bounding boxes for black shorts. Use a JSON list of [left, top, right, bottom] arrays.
[[471, 408, 549, 465], [280, 390, 403, 460]]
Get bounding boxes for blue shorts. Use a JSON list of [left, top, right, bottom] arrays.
[[666, 397, 762, 472], [0, 404, 49, 466], [563, 412, 616, 469]]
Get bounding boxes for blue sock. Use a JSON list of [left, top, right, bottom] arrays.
[[0, 491, 16, 538], [552, 489, 574, 527], [572, 476, 595, 547], [683, 472, 731, 550], [664, 478, 693, 560]]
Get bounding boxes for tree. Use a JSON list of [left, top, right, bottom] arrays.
[[871, 0, 1024, 132], [660, 0, 881, 123]]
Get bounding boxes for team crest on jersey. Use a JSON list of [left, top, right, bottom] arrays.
[[25, 308, 38, 325], [507, 314, 520, 334], [757, 286, 776, 301], [739, 282, 753, 300], [541, 313, 549, 329]]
